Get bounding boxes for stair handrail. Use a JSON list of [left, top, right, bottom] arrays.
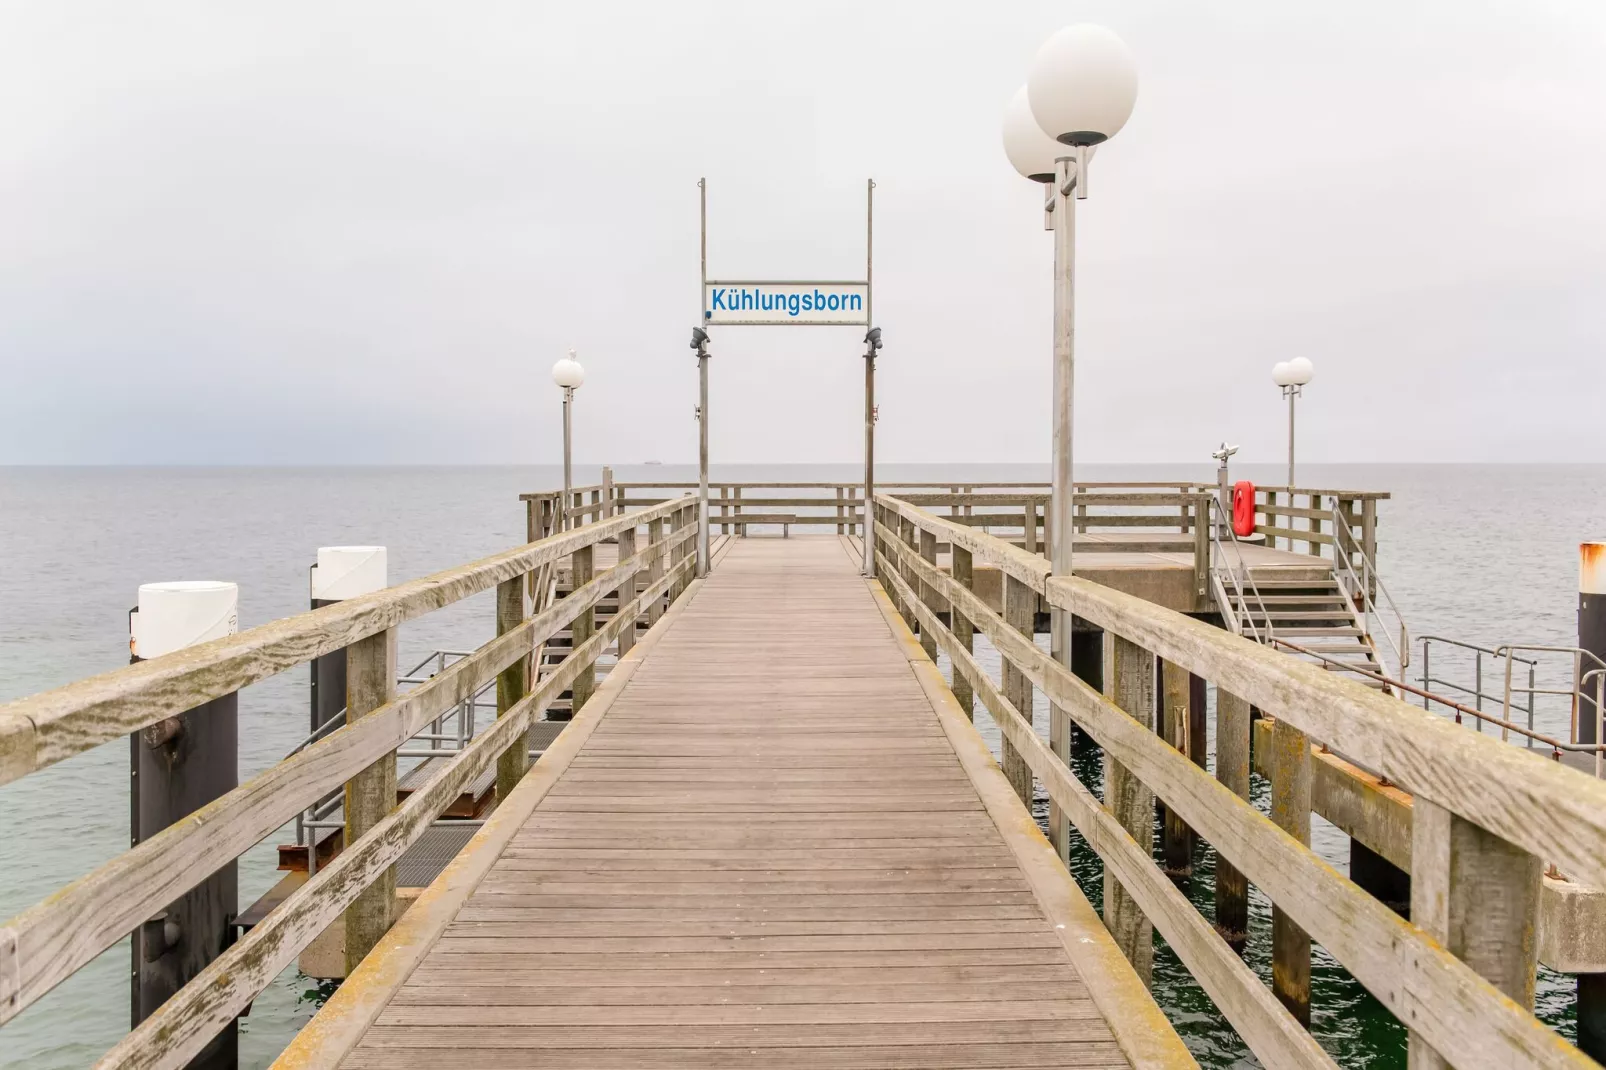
[[1208, 497, 1275, 644], [1330, 501, 1409, 679]]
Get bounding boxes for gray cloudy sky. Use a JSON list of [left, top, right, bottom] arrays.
[[2, 1, 1603, 466]]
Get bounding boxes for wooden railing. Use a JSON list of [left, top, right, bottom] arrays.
[[1255, 485, 1387, 564], [0, 498, 700, 1070], [873, 493, 1603, 1069]]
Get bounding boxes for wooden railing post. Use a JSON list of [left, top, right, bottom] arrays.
[[1103, 632, 1155, 986], [343, 626, 398, 974], [495, 576, 530, 802], [950, 545, 974, 721], [617, 525, 638, 658], [836, 486, 845, 535], [1361, 498, 1378, 594], [1307, 492, 1323, 557], [569, 544, 596, 714], [1407, 801, 1542, 1069], [898, 515, 919, 633], [1270, 716, 1313, 1025], [734, 486, 744, 536], [917, 527, 939, 661], [1193, 494, 1210, 606], [1023, 500, 1037, 555], [645, 517, 666, 626], [1214, 688, 1251, 947], [1001, 575, 1035, 806], [601, 467, 614, 520], [1159, 658, 1194, 881]]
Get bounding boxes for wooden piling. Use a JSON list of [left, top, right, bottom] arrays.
[[343, 626, 398, 974], [1407, 799, 1542, 1068], [1214, 688, 1251, 947], [1103, 632, 1155, 986], [1160, 658, 1194, 881], [569, 544, 596, 715], [950, 544, 974, 721], [1001, 575, 1035, 806], [1269, 716, 1313, 1026]]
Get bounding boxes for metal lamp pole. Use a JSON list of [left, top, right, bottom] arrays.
[[862, 327, 883, 577], [1284, 384, 1299, 489], [551, 351, 585, 531], [1272, 358, 1313, 490], [692, 328, 711, 577]]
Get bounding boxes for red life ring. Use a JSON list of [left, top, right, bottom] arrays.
[[1232, 481, 1256, 537]]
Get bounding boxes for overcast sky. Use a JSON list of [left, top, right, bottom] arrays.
[[2, 1, 1603, 466]]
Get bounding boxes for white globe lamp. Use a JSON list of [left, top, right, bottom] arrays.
[[552, 350, 585, 390], [1287, 357, 1314, 386], [1002, 86, 1065, 183], [1272, 361, 1295, 388], [1027, 24, 1139, 146]]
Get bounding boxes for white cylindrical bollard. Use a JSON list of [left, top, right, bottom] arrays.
[[309, 546, 388, 736], [127, 579, 240, 1067], [131, 580, 239, 660]]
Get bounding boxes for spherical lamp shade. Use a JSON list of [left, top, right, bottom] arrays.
[[552, 350, 585, 389], [1027, 24, 1139, 146], [1272, 362, 1295, 388], [1287, 357, 1314, 385], [1002, 86, 1064, 183]]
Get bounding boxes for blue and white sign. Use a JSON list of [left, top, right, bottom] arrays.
[[704, 281, 869, 326]]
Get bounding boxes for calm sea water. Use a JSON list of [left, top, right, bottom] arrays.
[[2, 463, 1603, 1068]]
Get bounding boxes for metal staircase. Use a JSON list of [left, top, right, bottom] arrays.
[[1209, 498, 1402, 690]]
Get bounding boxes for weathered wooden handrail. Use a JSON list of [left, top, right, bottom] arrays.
[[0, 503, 676, 787], [0, 499, 698, 1063], [874, 493, 1600, 1069]]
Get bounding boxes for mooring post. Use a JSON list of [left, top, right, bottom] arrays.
[[1407, 799, 1541, 1068], [1270, 716, 1313, 1026], [1103, 633, 1155, 986], [1159, 658, 1194, 881], [495, 573, 530, 802], [343, 623, 398, 974], [1001, 576, 1036, 807], [309, 547, 388, 737], [1579, 541, 1606, 1057], [950, 544, 975, 721], [1214, 688, 1251, 948], [129, 581, 240, 1070], [570, 543, 596, 715]]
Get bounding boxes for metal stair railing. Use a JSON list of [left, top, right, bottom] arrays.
[[1330, 500, 1409, 680], [1208, 497, 1275, 644]]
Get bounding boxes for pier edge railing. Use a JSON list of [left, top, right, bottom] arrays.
[[0, 498, 700, 1070], [873, 492, 1604, 1070]]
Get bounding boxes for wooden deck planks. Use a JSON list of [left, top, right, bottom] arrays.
[[340, 537, 1138, 1069]]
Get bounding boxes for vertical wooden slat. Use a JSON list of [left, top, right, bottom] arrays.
[[343, 626, 397, 973], [1023, 500, 1037, 555], [1308, 492, 1323, 557], [1407, 799, 1543, 1069], [1193, 495, 1210, 607], [950, 544, 974, 722], [569, 544, 596, 715], [1214, 688, 1251, 947], [734, 486, 744, 536], [616, 526, 638, 658], [600, 467, 614, 521], [1001, 575, 1035, 807], [1270, 716, 1313, 1026], [836, 486, 844, 535], [1160, 658, 1194, 880], [495, 577, 529, 802], [1103, 631, 1155, 986], [1361, 498, 1378, 597]]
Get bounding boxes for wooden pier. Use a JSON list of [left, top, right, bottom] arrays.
[[4, 482, 1606, 1069]]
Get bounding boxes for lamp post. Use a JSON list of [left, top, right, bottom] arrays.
[[691, 327, 711, 577], [552, 351, 585, 530], [1003, 25, 1138, 772], [863, 327, 883, 577], [1272, 357, 1314, 489]]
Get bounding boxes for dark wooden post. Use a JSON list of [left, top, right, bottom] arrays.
[[1104, 632, 1155, 986], [344, 626, 398, 974], [1214, 688, 1251, 947], [1159, 658, 1194, 881]]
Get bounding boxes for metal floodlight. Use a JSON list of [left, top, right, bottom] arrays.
[[690, 327, 709, 353], [864, 326, 883, 351]]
